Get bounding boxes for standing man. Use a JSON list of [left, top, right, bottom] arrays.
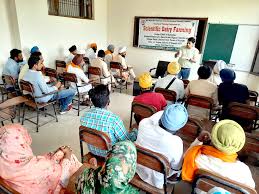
[[175, 37, 199, 79]]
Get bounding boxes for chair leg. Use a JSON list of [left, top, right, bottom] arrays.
[[11, 119, 14, 123], [36, 109, 39, 132], [22, 104, 26, 125], [18, 104, 21, 122], [1, 121, 4, 126], [78, 96, 80, 116], [44, 107, 47, 117], [53, 104, 58, 122]]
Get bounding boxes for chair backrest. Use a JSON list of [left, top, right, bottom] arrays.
[[44, 67, 58, 78], [182, 79, 190, 89], [202, 60, 217, 70], [131, 101, 157, 119], [62, 72, 77, 83], [155, 61, 170, 78], [226, 102, 258, 131], [186, 94, 214, 110], [249, 90, 258, 106], [0, 178, 20, 194], [79, 126, 112, 156], [110, 61, 122, 70], [2, 75, 16, 88], [19, 80, 34, 94], [193, 169, 257, 194], [155, 87, 177, 102], [88, 66, 101, 76], [55, 60, 66, 74]]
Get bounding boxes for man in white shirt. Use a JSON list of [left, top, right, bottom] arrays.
[[154, 61, 185, 101], [66, 52, 92, 95], [182, 120, 255, 189], [135, 104, 188, 189], [65, 45, 77, 64], [91, 50, 116, 90], [112, 46, 136, 82], [104, 44, 115, 66], [85, 43, 97, 64], [175, 37, 199, 79]]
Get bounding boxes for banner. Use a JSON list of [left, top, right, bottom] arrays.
[[138, 18, 199, 51]]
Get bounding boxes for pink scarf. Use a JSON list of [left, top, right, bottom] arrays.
[[0, 124, 62, 194]]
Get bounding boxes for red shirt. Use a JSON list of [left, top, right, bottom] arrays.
[[133, 92, 167, 111]]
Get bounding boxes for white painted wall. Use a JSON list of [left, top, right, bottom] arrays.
[[107, 0, 259, 79], [13, 0, 108, 68]]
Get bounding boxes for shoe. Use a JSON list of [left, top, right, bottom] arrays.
[[60, 104, 73, 114], [59, 110, 68, 115]]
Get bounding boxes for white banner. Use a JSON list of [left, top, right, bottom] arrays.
[[138, 18, 199, 51]]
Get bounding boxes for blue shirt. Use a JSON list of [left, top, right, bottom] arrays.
[[80, 107, 138, 157], [2, 58, 20, 79], [23, 70, 57, 103]]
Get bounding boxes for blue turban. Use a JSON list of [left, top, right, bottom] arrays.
[[220, 69, 236, 83], [160, 104, 188, 132], [30, 46, 39, 54]]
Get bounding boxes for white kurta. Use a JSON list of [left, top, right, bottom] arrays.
[[135, 111, 183, 189], [85, 48, 97, 64], [112, 54, 136, 79], [66, 65, 92, 93]]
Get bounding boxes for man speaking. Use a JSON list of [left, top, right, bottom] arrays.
[[175, 37, 199, 79]]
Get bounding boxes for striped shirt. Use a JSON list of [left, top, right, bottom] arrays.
[[80, 107, 137, 157]]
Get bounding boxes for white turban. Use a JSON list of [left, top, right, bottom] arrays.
[[118, 46, 127, 53]]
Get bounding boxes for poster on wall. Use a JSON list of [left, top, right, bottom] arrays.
[[138, 18, 199, 51]]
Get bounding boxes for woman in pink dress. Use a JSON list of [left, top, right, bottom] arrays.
[[0, 124, 82, 194]]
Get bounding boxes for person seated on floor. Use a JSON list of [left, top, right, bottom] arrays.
[[3, 49, 25, 79], [104, 44, 115, 66], [182, 119, 255, 189], [133, 72, 167, 124], [135, 104, 188, 189], [66, 52, 92, 103], [80, 84, 138, 157], [65, 45, 77, 64], [76, 141, 139, 194], [91, 50, 116, 90], [23, 55, 75, 114], [0, 124, 82, 194], [19, 51, 51, 84], [185, 65, 218, 119], [218, 68, 249, 119], [154, 61, 185, 101], [86, 43, 98, 64], [112, 46, 136, 83]]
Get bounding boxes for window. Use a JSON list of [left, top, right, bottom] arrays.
[[48, 0, 93, 19]]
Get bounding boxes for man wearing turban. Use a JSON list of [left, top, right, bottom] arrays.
[[182, 120, 255, 189]]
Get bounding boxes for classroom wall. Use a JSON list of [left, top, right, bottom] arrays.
[[107, 0, 259, 79], [0, 0, 108, 71]]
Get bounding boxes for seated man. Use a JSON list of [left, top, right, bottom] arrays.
[[185, 66, 218, 119], [3, 49, 25, 79], [104, 44, 115, 66], [65, 45, 77, 64], [133, 72, 167, 124], [91, 50, 116, 90], [112, 46, 136, 82], [19, 52, 50, 84], [66, 53, 92, 98], [80, 84, 138, 157], [154, 61, 185, 101], [135, 104, 188, 189], [23, 55, 75, 114], [218, 68, 249, 118], [86, 43, 97, 64], [182, 120, 255, 189]]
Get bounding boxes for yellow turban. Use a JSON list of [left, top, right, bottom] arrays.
[[90, 43, 97, 49], [167, 61, 181, 75], [139, 72, 152, 89], [211, 120, 245, 155]]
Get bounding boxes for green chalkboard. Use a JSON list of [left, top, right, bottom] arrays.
[[203, 24, 238, 63]]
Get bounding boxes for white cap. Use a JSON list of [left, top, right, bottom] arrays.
[[118, 46, 127, 53], [77, 49, 86, 55]]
